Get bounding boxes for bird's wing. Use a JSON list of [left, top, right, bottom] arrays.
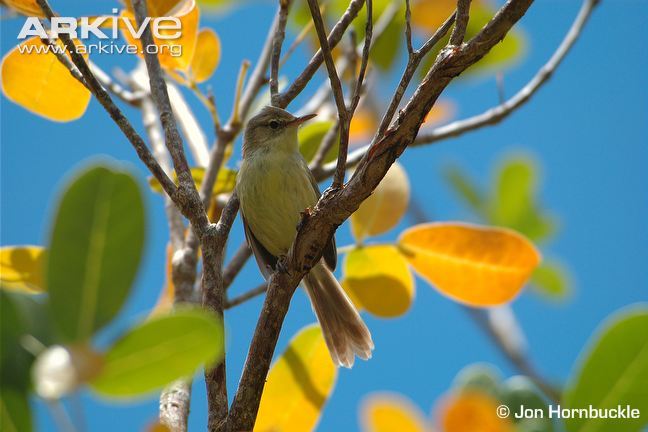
[[242, 214, 277, 281], [304, 161, 337, 271]]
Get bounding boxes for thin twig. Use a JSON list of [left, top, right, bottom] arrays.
[[349, 0, 372, 114], [239, 10, 282, 119], [223, 243, 253, 288], [413, 0, 599, 146], [275, 0, 366, 108], [310, 120, 340, 171], [449, 0, 471, 45], [307, 0, 351, 188], [374, 11, 456, 139], [225, 283, 268, 309], [270, 0, 292, 105], [132, 0, 209, 236]]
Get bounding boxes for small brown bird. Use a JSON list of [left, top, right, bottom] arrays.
[[236, 106, 374, 367]]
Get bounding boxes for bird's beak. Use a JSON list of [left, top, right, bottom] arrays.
[[287, 113, 317, 127]]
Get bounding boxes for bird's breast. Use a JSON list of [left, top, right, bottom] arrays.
[[237, 151, 318, 256]]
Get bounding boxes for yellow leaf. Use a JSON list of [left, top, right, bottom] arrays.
[[190, 29, 221, 83], [121, 0, 200, 72], [3, 0, 45, 17], [0, 246, 46, 294], [351, 162, 410, 242], [343, 245, 415, 318], [438, 391, 514, 432], [398, 223, 541, 307], [1, 37, 91, 122], [255, 325, 337, 432], [361, 393, 428, 432]]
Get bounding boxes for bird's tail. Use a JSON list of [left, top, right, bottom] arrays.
[[303, 261, 374, 368]]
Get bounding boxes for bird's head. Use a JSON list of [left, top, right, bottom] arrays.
[[243, 106, 316, 156]]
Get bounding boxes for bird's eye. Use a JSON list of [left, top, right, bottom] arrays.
[[268, 120, 280, 130]]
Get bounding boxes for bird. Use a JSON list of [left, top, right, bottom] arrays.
[[236, 105, 374, 368]]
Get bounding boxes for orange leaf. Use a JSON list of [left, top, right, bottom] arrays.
[[438, 391, 514, 432], [190, 28, 221, 83], [1, 37, 91, 121], [398, 223, 540, 306], [361, 393, 428, 432], [3, 0, 45, 17], [121, 0, 199, 72], [411, 0, 456, 32], [350, 108, 377, 143]]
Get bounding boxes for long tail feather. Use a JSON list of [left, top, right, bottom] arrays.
[[303, 261, 374, 368]]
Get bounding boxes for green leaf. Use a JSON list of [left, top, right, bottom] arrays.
[[563, 305, 648, 432], [298, 120, 339, 164], [501, 376, 554, 432], [491, 156, 535, 226], [47, 164, 145, 342], [453, 363, 502, 399], [0, 387, 32, 432], [90, 308, 224, 398], [148, 166, 237, 197], [531, 261, 571, 300], [444, 165, 487, 218], [490, 156, 555, 241]]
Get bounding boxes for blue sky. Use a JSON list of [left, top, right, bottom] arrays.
[[1, 0, 647, 430]]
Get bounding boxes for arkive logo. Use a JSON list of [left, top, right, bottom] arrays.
[[17, 9, 182, 40]]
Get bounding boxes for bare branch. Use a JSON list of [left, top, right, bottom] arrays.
[[404, 0, 414, 54], [159, 380, 192, 432], [349, 0, 372, 114], [223, 243, 253, 289], [239, 9, 283, 119], [310, 120, 340, 171], [307, 0, 351, 187], [374, 12, 456, 139], [275, 0, 366, 108], [132, 0, 210, 236], [270, 0, 292, 105], [414, 0, 599, 146], [449, 0, 472, 45], [201, 194, 240, 431], [225, 283, 268, 309]]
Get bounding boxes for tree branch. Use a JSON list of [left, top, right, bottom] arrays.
[[225, 283, 268, 309], [449, 0, 471, 45], [227, 1, 536, 430], [375, 10, 456, 138], [201, 195, 240, 432], [414, 0, 599, 146], [275, 0, 366, 108], [223, 243, 253, 289], [306, 0, 352, 187], [270, 0, 292, 105], [132, 0, 209, 237]]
